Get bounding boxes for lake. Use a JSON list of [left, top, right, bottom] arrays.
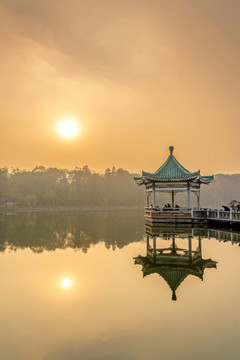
[[0, 210, 240, 360]]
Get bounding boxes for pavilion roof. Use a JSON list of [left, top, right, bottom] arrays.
[[134, 146, 214, 184]]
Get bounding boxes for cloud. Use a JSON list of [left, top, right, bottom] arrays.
[[0, 1, 173, 83], [0, 0, 240, 171]]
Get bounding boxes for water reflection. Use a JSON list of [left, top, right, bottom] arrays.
[[135, 230, 217, 301], [1, 212, 240, 359], [146, 224, 240, 245], [1, 211, 240, 255], [0, 210, 145, 253]]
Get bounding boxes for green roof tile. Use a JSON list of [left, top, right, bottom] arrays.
[[143, 151, 200, 180], [134, 146, 214, 184]]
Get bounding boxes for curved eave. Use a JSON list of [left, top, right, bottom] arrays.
[[134, 174, 215, 185], [143, 175, 200, 182], [200, 175, 214, 185], [134, 176, 147, 186]]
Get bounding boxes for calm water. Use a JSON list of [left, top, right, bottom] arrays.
[[0, 210, 240, 360]]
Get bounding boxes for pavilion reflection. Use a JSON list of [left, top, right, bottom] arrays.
[[134, 227, 217, 301]]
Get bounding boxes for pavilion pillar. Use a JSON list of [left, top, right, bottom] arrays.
[[146, 192, 150, 207], [152, 184, 156, 208], [187, 183, 191, 209], [197, 190, 200, 210], [171, 191, 175, 208]]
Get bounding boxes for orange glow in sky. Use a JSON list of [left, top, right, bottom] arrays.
[[0, 1, 240, 174]]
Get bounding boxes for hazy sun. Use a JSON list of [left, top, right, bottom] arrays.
[[58, 118, 79, 138], [61, 278, 72, 288]]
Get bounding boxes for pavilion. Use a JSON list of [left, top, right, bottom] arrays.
[[134, 234, 217, 301], [134, 146, 214, 210]]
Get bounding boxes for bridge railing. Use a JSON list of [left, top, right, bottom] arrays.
[[208, 209, 240, 220]]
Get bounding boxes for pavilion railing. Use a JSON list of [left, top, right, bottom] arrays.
[[145, 207, 195, 218]]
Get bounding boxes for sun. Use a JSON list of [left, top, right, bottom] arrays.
[[58, 118, 79, 138], [61, 278, 72, 288]]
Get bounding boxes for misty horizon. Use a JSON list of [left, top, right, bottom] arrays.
[[1, 164, 240, 177]]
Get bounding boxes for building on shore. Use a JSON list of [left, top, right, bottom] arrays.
[[134, 146, 214, 209]]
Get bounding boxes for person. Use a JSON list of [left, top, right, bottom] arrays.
[[237, 204, 240, 212], [222, 205, 230, 211]]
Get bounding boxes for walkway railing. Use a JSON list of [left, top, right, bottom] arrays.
[[208, 209, 240, 221]]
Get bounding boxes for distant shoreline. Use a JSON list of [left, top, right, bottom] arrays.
[[0, 205, 144, 213]]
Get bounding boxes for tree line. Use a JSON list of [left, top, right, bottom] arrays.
[[0, 166, 144, 208]]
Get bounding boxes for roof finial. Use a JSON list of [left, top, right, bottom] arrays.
[[169, 146, 174, 154]]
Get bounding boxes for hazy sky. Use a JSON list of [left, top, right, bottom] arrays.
[[0, 0, 240, 174]]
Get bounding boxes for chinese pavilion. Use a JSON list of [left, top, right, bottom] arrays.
[[134, 146, 214, 209]]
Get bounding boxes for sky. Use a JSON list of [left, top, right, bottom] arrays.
[[0, 0, 240, 174]]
